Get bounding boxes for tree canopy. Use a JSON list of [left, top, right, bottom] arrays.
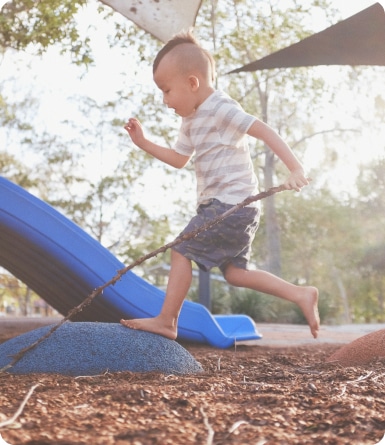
[[0, 0, 91, 64]]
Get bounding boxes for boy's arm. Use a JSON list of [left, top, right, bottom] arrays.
[[247, 119, 309, 191], [124, 118, 191, 169]]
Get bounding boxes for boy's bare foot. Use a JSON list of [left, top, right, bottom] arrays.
[[120, 316, 177, 341], [298, 286, 320, 338]]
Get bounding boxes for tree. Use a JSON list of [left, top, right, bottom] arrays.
[[0, 0, 91, 64], [0, 82, 40, 187], [351, 158, 385, 322], [277, 188, 360, 323]]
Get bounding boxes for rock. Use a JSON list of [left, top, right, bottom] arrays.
[[0, 322, 203, 376]]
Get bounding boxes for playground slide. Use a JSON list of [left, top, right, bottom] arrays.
[[0, 177, 262, 348]]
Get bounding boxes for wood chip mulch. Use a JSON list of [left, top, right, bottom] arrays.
[[1, 342, 385, 445]]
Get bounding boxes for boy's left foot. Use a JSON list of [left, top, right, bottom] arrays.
[[120, 316, 177, 340]]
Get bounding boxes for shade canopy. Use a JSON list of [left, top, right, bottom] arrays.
[[230, 3, 385, 73], [100, 0, 202, 42]]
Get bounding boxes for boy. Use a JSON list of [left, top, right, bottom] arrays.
[[121, 30, 320, 340]]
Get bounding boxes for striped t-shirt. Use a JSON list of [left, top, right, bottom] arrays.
[[175, 90, 259, 207]]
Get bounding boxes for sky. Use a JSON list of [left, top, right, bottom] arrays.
[[1, 0, 385, 209], [332, 0, 383, 15]]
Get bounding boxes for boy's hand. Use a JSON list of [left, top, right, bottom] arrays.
[[284, 169, 310, 192], [124, 118, 146, 148]]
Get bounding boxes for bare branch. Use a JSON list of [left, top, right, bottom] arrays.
[[0, 384, 40, 428], [199, 407, 215, 445], [291, 128, 360, 150]]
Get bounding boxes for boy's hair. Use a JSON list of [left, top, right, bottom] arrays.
[[153, 29, 216, 82]]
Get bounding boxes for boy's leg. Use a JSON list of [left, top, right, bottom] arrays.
[[224, 264, 320, 338], [120, 250, 192, 340]]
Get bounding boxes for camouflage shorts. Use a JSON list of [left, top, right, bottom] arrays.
[[173, 199, 260, 274]]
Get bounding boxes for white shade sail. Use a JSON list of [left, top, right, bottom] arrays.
[[100, 0, 202, 42]]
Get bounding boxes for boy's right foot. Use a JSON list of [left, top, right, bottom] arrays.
[[298, 286, 320, 338]]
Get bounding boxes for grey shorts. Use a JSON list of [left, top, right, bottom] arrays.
[[173, 199, 260, 274]]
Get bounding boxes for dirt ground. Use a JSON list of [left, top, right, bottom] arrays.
[[0, 318, 385, 445]]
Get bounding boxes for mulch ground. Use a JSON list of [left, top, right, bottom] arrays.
[[1, 324, 385, 445]]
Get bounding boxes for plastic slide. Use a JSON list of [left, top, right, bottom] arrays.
[[0, 177, 262, 348]]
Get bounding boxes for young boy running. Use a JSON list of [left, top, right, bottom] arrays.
[[121, 30, 320, 340]]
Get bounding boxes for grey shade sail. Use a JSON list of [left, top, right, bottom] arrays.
[[100, 0, 202, 42], [230, 3, 385, 73]]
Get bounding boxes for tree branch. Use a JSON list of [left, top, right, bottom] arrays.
[[291, 127, 360, 150], [0, 384, 40, 428]]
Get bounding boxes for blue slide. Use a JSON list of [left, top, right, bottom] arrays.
[[0, 177, 262, 348]]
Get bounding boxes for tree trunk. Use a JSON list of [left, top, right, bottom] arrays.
[[263, 149, 282, 276], [259, 83, 282, 277], [332, 266, 351, 323]]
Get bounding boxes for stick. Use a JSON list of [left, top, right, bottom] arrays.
[[199, 407, 215, 445], [1, 184, 286, 371], [0, 384, 40, 428]]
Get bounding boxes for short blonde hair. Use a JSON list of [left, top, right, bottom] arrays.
[[153, 29, 216, 83]]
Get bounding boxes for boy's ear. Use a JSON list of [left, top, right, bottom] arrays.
[[188, 75, 200, 91]]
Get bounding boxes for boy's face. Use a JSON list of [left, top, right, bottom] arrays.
[[153, 57, 198, 118]]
